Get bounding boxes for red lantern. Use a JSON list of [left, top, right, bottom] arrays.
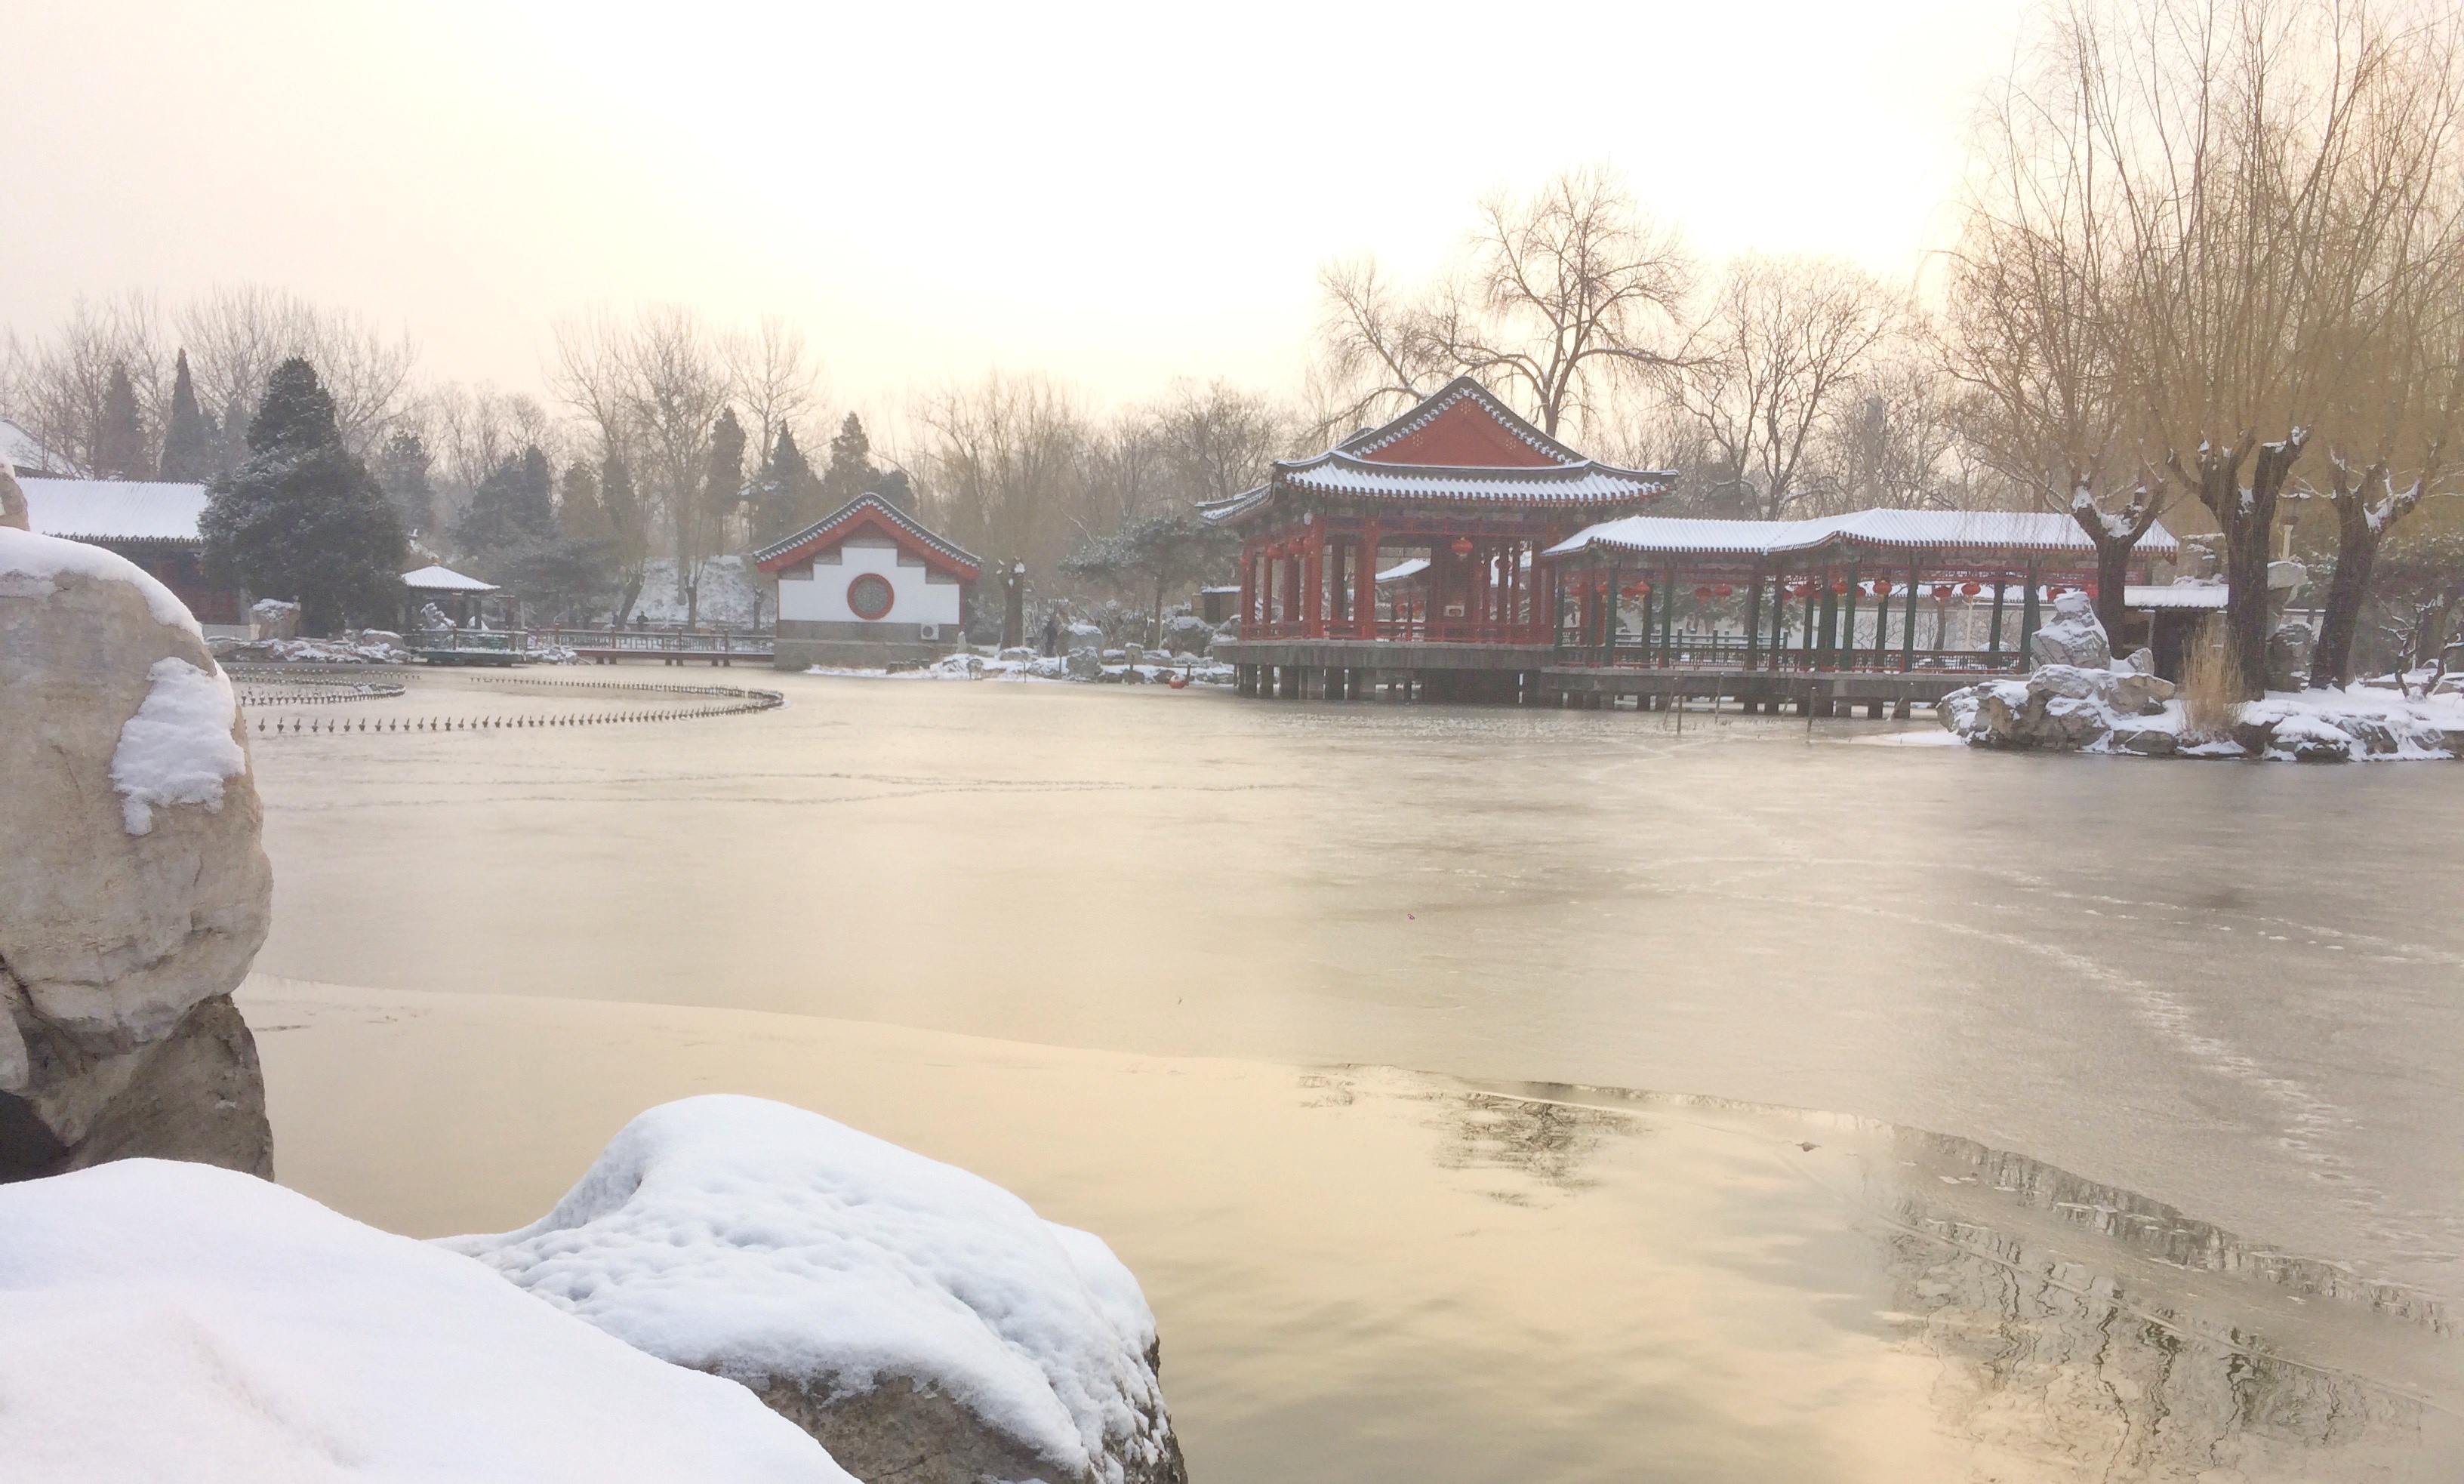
[[1450, 537, 1475, 557], [1931, 584, 1951, 603], [1871, 578, 1892, 596], [1831, 580, 1850, 596], [1634, 580, 1652, 596], [1714, 583, 1734, 598], [1693, 585, 1713, 600], [1961, 581, 1982, 596]]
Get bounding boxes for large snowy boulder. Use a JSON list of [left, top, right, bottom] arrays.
[[2027, 590, 2111, 669], [1939, 663, 2177, 753], [443, 1096, 1185, 1484], [1157, 614, 1212, 654], [0, 1159, 849, 1484], [1, 523, 273, 1180]]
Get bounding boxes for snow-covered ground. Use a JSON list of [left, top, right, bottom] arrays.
[[1943, 670, 2464, 761], [0, 1159, 849, 1484], [631, 556, 763, 628], [442, 1095, 1178, 1484]]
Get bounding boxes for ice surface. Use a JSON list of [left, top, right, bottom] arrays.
[[108, 657, 250, 834], [442, 1095, 1173, 1483], [0, 1159, 850, 1484]]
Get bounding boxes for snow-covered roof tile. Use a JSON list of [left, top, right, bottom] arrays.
[[2124, 582, 2228, 609], [20, 477, 208, 543], [753, 493, 981, 577], [1548, 509, 2180, 560]]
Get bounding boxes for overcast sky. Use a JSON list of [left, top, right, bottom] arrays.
[[8, 0, 2034, 408]]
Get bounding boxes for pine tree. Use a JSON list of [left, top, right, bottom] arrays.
[[559, 460, 610, 545], [159, 350, 213, 481], [455, 445, 557, 556], [372, 429, 435, 535], [96, 363, 147, 479], [200, 358, 408, 636], [601, 451, 648, 624], [751, 426, 819, 546], [820, 412, 876, 508]]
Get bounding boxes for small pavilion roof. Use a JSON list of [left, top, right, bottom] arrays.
[[1548, 508, 2180, 562], [402, 564, 498, 593], [1202, 377, 1674, 528], [753, 492, 981, 580], [20, 477, 207, 544]]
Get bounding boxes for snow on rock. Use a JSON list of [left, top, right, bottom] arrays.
[[442, 1095, 1185, 1484], [2, 525, 271, 1074], [1942, 667, 2464, 762], [2026, 590, 2111, 670], [110, 658, 248, 836], [0, 1159, 851, 1484], [0, 523, 200, 637]]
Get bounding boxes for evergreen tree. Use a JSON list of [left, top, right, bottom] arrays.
[[600, 451, 649, 624], [200, 358, 408, 636], [455, 445, 557, 555], [559, 460, 610, 545], [870, 466, 915, 512], [158, 350, 212, 481], [372, 428, 435, 536], [751, 426, 819, 546], [96, 363, 147, 479], [820, 412, 876, 508]]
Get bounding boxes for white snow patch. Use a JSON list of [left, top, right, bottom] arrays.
[[0, 525, 201, 636], [442, 1095, 1172, 1484], [109, 658, 248, 835], [0, 1159, 849, 1484]]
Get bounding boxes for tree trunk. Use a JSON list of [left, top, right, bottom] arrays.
[[2182, 433, 2304, 701], [2311, 460, 2420, 689]]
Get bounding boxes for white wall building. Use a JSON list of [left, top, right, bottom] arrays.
[[754, 494, 981, 670]]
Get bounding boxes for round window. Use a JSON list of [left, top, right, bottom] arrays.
[[847, 573, 895, 620]]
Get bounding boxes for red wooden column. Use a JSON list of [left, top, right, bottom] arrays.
[[1239, 540, 1258, 633], [1358, 522, 1382, 637], [1301, 525, 1323, 638]]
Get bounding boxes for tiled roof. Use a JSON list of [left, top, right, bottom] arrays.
[[1200, 378, 1675, 528], [20, 478, 207, 543], [2124, 582, 2228, 609], [1548, 509, 2181, 560], [753, 492, 981, 577]]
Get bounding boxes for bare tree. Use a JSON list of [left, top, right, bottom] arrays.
[[725, 315, 824, 477], [0, 294, 168, 477], [1667, 254, 1903, 519], [177, 286, 414, 463], [914, 372, 1092, 576], [1314, 166, 1690, 440], [550, 306, 728, 613], [2298, 18, 2464, 685]]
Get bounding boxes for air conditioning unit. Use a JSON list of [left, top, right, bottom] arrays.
[[917, 623, 941, 642]]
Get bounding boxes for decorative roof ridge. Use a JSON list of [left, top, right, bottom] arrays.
[[753, 491, 982, 572], [1333, 376, 1581, 466], [1284, 448, 1677, 484]]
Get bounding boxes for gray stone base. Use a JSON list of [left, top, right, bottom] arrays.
[[775, 638, 956, 672], [0, 994, 273, 1184]]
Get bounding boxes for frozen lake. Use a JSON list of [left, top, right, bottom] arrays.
[[242, 667, 2463, 1481]]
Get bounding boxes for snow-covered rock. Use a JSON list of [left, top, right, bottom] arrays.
[[1942, 662, 2464, 762], [442, 1096, 1184, 1484], [2266, 620, 2314, 691], [1157, 614, 1213, 654], [0, 1159, 849, 1484], [2026, 590, 2111, 669], [1, 525, 273, 1180], [248, 596, 300, 639]]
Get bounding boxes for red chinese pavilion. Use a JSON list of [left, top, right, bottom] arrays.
[[1203, 377, 1673, 697]]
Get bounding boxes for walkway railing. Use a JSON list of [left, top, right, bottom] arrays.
[[542, 628, 775, 663]]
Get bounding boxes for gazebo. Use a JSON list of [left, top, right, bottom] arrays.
[[1203, 377, 1674, 698], [402, 564, 497, 630]]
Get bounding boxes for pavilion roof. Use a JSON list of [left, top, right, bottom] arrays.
[[752, 492, 981, 580], [402, 564, 497, 593], [1200, 377, 1674, 528], [1547, 508, 2180, 562]]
